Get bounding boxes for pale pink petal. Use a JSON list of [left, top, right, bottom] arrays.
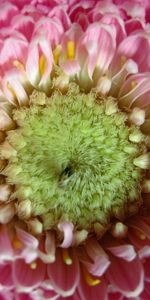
[[13, 258, 46, 287], [139, 246, 150, 259], [58, 221, 74, 248], [16, 227, 39, 263], [60, 60, 80, 76], [84, 238, 110, 277], [26, 35, 53, 91], [107, 244, 136, 261], [39, 232, 56, 263], [117, 35, 150, 72], [119, 74, 150, 108], [47, 249, 80, 297], [106, 256, 144, 297]]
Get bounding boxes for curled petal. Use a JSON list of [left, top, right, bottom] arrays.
[[39, 232, 56, 263], [84, 238, 110, 277], [107, 244, 136, 261], [58, 221, 74, 248]]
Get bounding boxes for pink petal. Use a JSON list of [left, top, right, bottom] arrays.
[[84, 238, 110, 277], [78, 275, 107, 300], [117, 35, 150, 72], [16, 227, 39, 263], [47, 249, 80, 297], [107, 244, 136, 261], [12, 15, 35, 41], [0, 263, 13, 287], [58, 221, 74, 248], [106, 256, 144, 297], [13, 258, 46, 287], [0, 2, 18, 28]]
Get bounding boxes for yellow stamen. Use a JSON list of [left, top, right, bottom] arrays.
[[53, 45, 62, 65], [67, 41, 75, 60], [131, 80, 137, 89], [62, 249, 72, 265], [39, 54, 46, 76], [30, 261, 37, 269], [7, 83, 16, 98], [82, 267, 101, 286], [13, 60, 24, 70], [134, 228, 146, 240], [120, 55, 127, 67], [12, 238, 23, 249]]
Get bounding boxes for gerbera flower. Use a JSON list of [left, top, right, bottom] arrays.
[[0, 0, 150, 299]]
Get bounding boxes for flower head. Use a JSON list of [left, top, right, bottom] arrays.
[[0, 0, 150, 300]]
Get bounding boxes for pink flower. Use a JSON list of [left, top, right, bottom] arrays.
[[0, 0, 150, 299]]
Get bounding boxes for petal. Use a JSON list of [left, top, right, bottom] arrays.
[[58, 221, 74, 248], [107, 244, 136, 261], [0, 263, 13, 287], [39, 232, 56, 263], [78, 275, 107, 300], [47, 249, 80, 297], [106, 256, 144, 297], [0, 226, 14, 261], [84, 238, 110, 277], [13, 258, 46, 287]]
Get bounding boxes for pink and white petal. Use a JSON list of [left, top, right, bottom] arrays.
[[100, 14, 126, 44], [84, 238, 110, 277], [16, 227, 39, 263], [118, 74, 150, 108], [0, 34, 28, 73], [106, 256, 144, 298], [110, 59, 138, 96], [0, 2, 18, 28], [107, 244, 136, 262], [48, 7, 71, 31], [12, 15, 35, 41], [125, 19, 144, 35], [0, 291, 14, 300], [13, 258, 46, 288], [25, 41, 41, 87], [58, 221, 74, 248], [60, 60, 80, 76], [33, 17, 63, 48], [139, 246, 150, 260], [117, 35, 150, 72], [78, 275, 107, 300], [0, 225, 14, 260], [78, 23, 116, 79], [2, 70, 30, 106], [39, 232, 56, 263], [47, 249, 80, 297]]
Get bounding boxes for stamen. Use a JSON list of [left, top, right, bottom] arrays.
[[12, 238, 23, 249], [53, 45, 62, 65], [62, 249, 72, 265], [82, 267, 101, 286], [110, 222, 128, 239], [39, 55, 46, 76], [13, 60, 24, 70], [67, 41, 75, 60], [131, 80, 137, 90], [120, 55, 127, 67], [30, 261, 37, 269], [133, 228, 146, 240]]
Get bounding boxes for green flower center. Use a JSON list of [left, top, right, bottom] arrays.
[[4, 85, 145, 231]]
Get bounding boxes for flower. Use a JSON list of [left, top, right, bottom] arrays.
[[0, 0, 150, 299]]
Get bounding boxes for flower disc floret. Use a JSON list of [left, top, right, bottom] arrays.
[[3, 85, 145, 231]]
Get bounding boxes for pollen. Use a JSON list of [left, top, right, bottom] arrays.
[[53, 45, 62, 65], [82, 267, 101, 286], [67, 40, 75, 60], [39, 54, 46, 76], [62, 249, 72, 265]]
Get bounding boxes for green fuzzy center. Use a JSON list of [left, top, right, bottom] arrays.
[[5, 86, 143, 230]]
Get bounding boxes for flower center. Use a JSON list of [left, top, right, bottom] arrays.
[[2, 85, 148, 232]]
